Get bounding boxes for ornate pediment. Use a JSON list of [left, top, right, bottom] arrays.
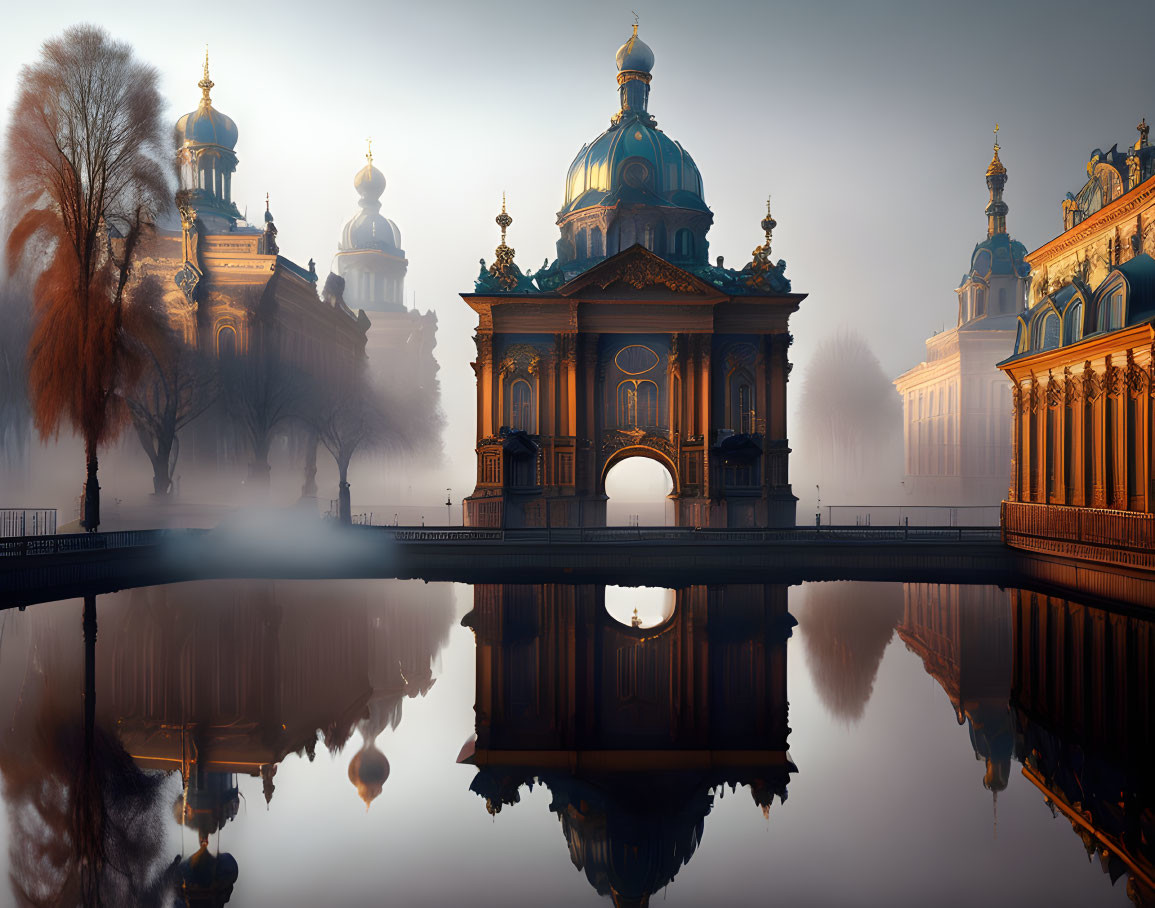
[[558, 245, 721, 299]]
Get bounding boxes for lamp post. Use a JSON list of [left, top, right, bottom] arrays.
[[815, 484, 821, 528], [445, 489, 452, 526]]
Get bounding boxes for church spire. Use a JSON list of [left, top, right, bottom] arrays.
[[985, 124, 1009, 237], [198, 46, 214, 106]]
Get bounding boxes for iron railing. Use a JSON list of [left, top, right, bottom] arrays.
[[0, 509, 57, 538]]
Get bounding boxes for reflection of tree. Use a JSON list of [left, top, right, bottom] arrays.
[[0, 279, 32, 470], [797, 582, 903, 723], [0, 597, 176, 906]]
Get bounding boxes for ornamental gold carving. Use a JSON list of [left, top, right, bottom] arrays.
[[1125, 349, 1146, 397], [499, 343, 540, 377], [1105, 359, 1122, 397], [1011, 382, 1022, 413], [601, 427, 676, 462], [1045, 373, 1062, 408], [1082, 361, 1101, 402], [594, 257, 699, 294], [1063, 367, 1079, 404]]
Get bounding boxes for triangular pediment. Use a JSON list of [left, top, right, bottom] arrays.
[[557, 245, 724, 300]]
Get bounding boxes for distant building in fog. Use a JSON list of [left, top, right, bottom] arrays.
[[894, 134, 1029, 505], [330, 146, 439, 399], [1000, 117, 1155, 571]]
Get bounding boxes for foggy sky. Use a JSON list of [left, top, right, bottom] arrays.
[[3, 0, 1151, 500]]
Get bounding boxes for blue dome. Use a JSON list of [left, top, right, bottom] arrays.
[[961, 232, 1029, 287], [561, 121, 706, 217], [616, 26, 654, 73], [175, 102, 238, 150]]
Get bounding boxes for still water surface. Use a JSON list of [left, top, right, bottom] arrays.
[[0, 579, 1148, 907]]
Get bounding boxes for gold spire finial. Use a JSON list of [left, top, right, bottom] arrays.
[[986, 123, 1006, 177], [489, 194, 518, 290], [366, 138, 373, 167], [198, 46, 214, 105], [632, 10, 639, 35], [265, 191, 270, 212], [496, 192, 512, 243]]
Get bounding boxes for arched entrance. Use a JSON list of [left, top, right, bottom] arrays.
[[462, 245, 804, 528], [603, 450, 675, 526]]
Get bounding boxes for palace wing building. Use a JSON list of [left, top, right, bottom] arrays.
[[999, 119, 1155, 570], [462, 26, 806, 528], [894, 137, 1030, 507]]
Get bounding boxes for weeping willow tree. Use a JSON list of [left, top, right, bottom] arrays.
[[5, 25, 168, 530]]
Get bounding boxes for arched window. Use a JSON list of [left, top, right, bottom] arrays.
[[1064, 301, 1083, 344], [1036, 313, 1060, 351], [738, 384, 754, 434], [576, 228, 588, 260], [642, 224, 655, 251], [618, 382, 638, 427], [510, 379, 533, 432], [217, 325, 237, 359], [636, 381, 658, 426], [674, 228, 694, 260], [591, 226, 604, 258], [974, 288, 986, 318], [1097, 288, 1124, 332]]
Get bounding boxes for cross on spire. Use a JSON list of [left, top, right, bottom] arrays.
[[366, 137, 373, 167]]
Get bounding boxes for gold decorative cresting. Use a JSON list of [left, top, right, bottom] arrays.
[[198, 46, 214, 106], [986, 123, 1007, 177], [745, 196, 777, 288], [488, 194, 519, 290]]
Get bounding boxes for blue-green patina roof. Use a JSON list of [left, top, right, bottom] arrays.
[[958, 232, 1029, 288]]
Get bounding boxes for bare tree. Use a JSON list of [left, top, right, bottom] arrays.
[[221, 324, 310, 488], [5, 25, 167, 530], [308, 370, 391, 524], [123, 277, 216, 496]]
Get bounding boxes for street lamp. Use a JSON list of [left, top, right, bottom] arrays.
[[445, 489, 452, 526], [815, 484, 821, 528]]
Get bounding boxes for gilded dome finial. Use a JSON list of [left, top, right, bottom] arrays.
[[986, 123, 1006, 177], [198, 46, 214, 106], [745, 195, 780, 289], [632, 10, 639, 35], [489, 194, 519, 290], [365, 137, 373, 167]]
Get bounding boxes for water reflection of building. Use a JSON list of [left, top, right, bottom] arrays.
[[901, 582, 1154, 905], [0, 580, 454, 907], [460, 583, 796, 907], [1011, 589, 1155, 906], [898, 584, 1014, 794], [894, 137, 1028, 506], [1000, 118, 1155, 570]]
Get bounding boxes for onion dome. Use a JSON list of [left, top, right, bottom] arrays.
[[556, 23, 711, 268], [175, 52, 238, 151], [339, 144, 402, 252], [615, 23, 655, 74]]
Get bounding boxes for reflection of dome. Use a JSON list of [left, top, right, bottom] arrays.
[[339, 159, 403, 252], [175, 843, 240, 907], [348, 743, 391, 808]]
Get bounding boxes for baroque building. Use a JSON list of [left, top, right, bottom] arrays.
[[999, 119, 1155, 570], [894, 132, 1029, 506], [463, 25, 805, 528], [136, 56, 369, 471]]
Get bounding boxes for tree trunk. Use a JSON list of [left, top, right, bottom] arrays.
[[338, 460, 351, 526], [301, 432, 318, 501], [248, 437, 272, 487], [151, 437, 173, 496], [82, 444, 100, 532]]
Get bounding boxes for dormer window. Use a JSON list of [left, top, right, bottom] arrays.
[[1096, 286, 1125, 332]]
